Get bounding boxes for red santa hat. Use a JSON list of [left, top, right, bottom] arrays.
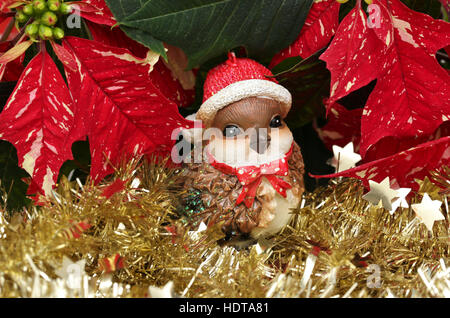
[[196, 52, 292, 128]]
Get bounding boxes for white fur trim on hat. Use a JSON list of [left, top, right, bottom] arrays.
[[197, 79, 292, 128]]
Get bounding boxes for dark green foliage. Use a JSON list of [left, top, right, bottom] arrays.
[[0, 141, 31, 213], [402, 0, 443, 19], [272, 50, 330, 129], [105, 0, 314, 68], [58, 140, 91, 185]]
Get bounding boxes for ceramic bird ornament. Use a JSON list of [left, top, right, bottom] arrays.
[[179, 53, 305, 243]]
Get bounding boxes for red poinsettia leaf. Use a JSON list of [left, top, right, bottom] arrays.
[[62, 37, 193, 183], [1, 62, 23, 82], [75, 0, 116, 26], [316, 102, 363, 152], [362, 121, 450, 163], [0, 57, 24, 82], [0, 51, 75, 196], [58, 45, 88, 143], [0, 17, 18, 41], [360, 0, 450, 157], [0, 41, 25, 82], [84, 21, 147, 58], [367, 1, 394, 49], [0, 42, 7, 53], [320, 1, 384, 113], [85, 21, 196, 107], [270, 0, 340, 68], [312, 136, 450, 191], [26, 179, 48, 206], [150, 56, 196, 108], [50, 41, 77, 72]]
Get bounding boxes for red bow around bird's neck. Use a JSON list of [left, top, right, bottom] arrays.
[[207, 144, 293, 208]]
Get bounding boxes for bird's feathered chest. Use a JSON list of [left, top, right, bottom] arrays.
[[180, 142, 305, 237]]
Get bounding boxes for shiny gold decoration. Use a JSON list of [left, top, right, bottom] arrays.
[[429, 166, 450, 195], [0, 158, 448, 298]]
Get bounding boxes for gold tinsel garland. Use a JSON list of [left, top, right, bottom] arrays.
[[0, 159, 448, 298]]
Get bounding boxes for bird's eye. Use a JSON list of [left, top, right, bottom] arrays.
[[270, 115, 282, 128], [223, 125, 242, 137]]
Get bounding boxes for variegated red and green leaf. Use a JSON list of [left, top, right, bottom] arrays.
[[313, 136, 450, 191], [62, 37, 193, 183], [0, 51, 75, 196], [270, 0, 341, 68]]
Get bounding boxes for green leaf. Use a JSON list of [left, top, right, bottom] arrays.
[[339, 0, 357, 21], [0, 141, 31, 213], [120, 26, 168, 61], [58, 139, 91, 185], [272, 50, 330, 128], [401, 0, 443, 19], [105, 0, 314, 68]]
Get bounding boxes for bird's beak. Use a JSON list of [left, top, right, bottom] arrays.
[[249, 128, 270, 154]]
